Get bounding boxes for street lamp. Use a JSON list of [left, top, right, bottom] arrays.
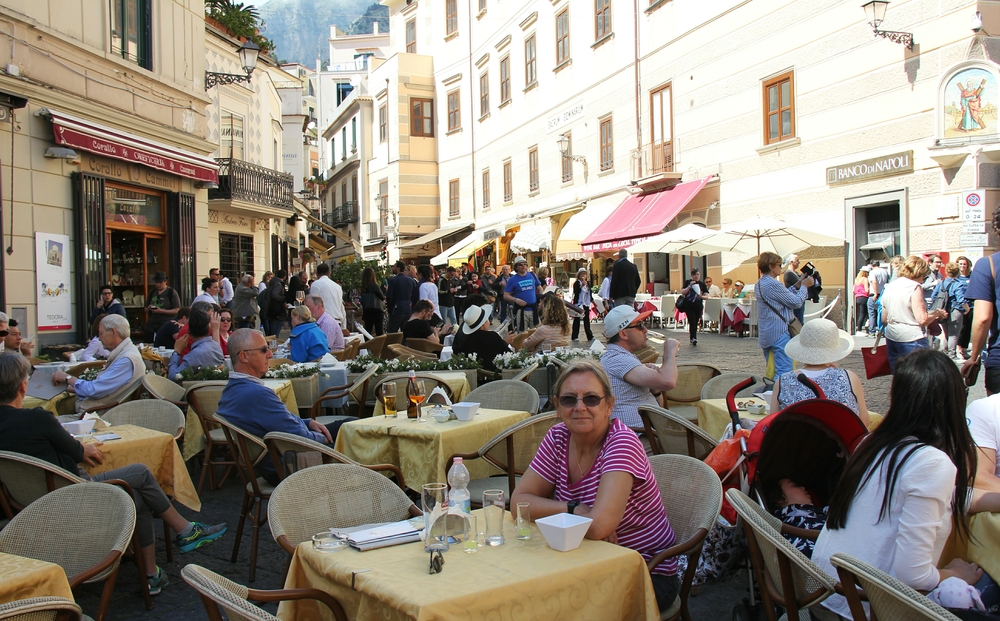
[[860, 1, 913, 49], [557, 134, 586, 164], [206, 40, 261, 89]]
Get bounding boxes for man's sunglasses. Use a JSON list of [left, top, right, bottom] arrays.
[[624, 323, 647, 332], [557, 395, 606, 409], [239, 346, 269, 356]]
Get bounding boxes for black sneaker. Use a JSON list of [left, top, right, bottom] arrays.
[[691, 339, 698, 346]]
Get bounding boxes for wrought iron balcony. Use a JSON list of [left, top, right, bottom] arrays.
[[323, 201, 358, 227], [210, 158, 294, 210], [632, 141, 674, 179]]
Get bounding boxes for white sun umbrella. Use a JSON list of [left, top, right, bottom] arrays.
[[626, 223, 720, 256], [675, 216, 844, 258]]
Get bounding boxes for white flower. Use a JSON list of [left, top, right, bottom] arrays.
[[174, 374, 182, 381]]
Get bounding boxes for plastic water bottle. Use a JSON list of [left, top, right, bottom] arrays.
[[448, 457, 471, 515]]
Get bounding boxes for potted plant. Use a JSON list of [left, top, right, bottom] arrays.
[[265, 363, 321, 407], [176, 365, 230, 389], [345, 353, 481, 401]]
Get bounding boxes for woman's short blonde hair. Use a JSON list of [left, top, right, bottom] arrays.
[[290, 306, 315, 323], [553, 359, 614, 404], [897, 255, 930, 281], [757, 252, 782, 273], [945, 262, 960, 278], [723, 278, 733, 286]]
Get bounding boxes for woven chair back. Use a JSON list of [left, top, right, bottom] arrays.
[[829, 553, 961, 621], [362, 334, 388, 359], [263, 432, 356, 477], [103, 400, 185, 438], [385, 344, 436, 362], [639, 405, 718, 459], [186, 384, 227, 431], [648, 454, 722, 545], [465, 380, 540, 415], [141, 373, 186, 403], [510, 362, 539, 383], [372, 374, 453, 406], [267, 463, 416, 549], [0, 483, 135, 582], [345, 363, 381, 409], [479, 412, 559, 474], [700, 373, 761, 400], [727, 488, 835, 607], [405, 338, 443, 354], [663, 363, 722, 404], [0, 596, 83, 621], [384, 332, 404, 347], [0, 451, 84, 512], [181, 564, 276, 621], [213, 414, 267, 470]]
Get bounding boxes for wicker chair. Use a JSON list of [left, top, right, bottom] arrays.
[[648, 454, 723, 621], [405, 337, 444, 354], [141, 374, 187, 408], [103, 400, 186, 439], [186, 383, 236, 494], [510, 362, 539, 383], [0, 484, 137, 621], [0, 597, 84, 621], [446, 412, 559, 505], [635, 345, 661, 365], [464, 380, 540, 415], [361, 334, 388, 359], [182, 564, 348, 621], [213, 414, 271, 582], [662, 363, 722, 423], [386, 344, 436, 362], [308, 363, 379, 423], [262, 431, 406, 489], [727, 488, 838, 621], [372, 374, 454, 412], [699, 373, 761, 400], [638, 405, 718, 459], [510, 329, 536, 351], [829, 553, 960, 621], [267, 463, 420, 583], [384, 332, 403, 348]]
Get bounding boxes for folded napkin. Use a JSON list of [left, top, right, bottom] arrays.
[[426, 386, 452, 406], [320, 353, 338, 364], [590, 339, 605, 353], [82, 412, 111, 430]]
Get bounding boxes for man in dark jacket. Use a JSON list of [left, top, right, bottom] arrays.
[[609, 249, 642, 308], [286, 271, 308, 305], [386, 261, 418, 333], [90, 285, 127, 324], [266, 269, 288, 336]]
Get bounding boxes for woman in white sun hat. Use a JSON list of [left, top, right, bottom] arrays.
[[770, 318, 870, 426]]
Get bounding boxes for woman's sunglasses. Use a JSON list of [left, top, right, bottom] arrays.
[[557, 395, 606, 409]]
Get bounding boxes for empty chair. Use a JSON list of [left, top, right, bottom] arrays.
[[360, 333, 388, 359], [386, 344, 436, 362], [182, 564, 348, 621], [103, 400, 186, 439], [404, 337, 443, 354], [310, 363, 379, 421], [262, 431, 406, 489], [186, 383, 235, 494], [510, 362, 539, 383], [699, 373, 761, 400], [141, 374, 187, 408], [830, 552, 959, 621], [648, 454, 723, 621], [638, 405, 718, 459], [464, 380, 540, 415], [662, 363, 722, 423], [0, 597, 84, 621]]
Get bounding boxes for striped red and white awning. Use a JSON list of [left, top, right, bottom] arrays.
[[40, 108, 219, 183]]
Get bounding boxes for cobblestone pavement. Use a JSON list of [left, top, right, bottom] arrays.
[[79, 322, 982, 620]]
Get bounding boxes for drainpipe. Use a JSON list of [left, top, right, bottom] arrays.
[[633, 0, 642, 154], [468, 0, 477, 225]]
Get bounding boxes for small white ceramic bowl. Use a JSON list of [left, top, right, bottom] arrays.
[[432, 410, 452, 423], [535, 513, 593, 552], [451, 402, 479, 421], [746, 403, 767, 416]]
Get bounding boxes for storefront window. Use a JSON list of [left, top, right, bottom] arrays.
[[104, 187, 162, 228]]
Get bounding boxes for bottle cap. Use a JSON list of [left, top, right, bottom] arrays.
[[454, 457, 463, 464], [408, 369, 416, 377]]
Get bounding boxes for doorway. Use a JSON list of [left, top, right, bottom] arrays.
[[845, 189, 907, 330]]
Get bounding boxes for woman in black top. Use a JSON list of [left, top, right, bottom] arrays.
[[361, 267, 386, 336]]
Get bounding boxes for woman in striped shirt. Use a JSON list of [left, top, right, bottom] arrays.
[[512, 359, 679, 613]]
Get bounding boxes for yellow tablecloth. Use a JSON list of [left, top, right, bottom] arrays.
[[371, 372, 472, 417], [0, 551, 74, 604], [335, 408, 530, 490], [696, 398, 883, 441], [279, 512, 658, 621], [22, 391, 77, 415], [83, 424, 201, 511], [182, 379, 298, 461], [940, 512, 1000, 581]]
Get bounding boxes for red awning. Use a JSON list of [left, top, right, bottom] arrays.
[[41, 108, 219, 183], [580, 177, 711, 252]]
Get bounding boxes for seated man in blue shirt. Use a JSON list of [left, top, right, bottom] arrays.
[[51, 314, 145, 412], [216, 329, 357, 484], [167, 309, 224, 379]]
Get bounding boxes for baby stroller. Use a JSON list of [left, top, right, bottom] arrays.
[[723, 377, 869, 621]]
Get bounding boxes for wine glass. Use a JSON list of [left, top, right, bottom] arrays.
[[296, 291, 305, 305], [409, 379, 427, 422]]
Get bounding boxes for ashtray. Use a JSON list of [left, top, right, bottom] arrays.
[[312, 531, 347, 553]]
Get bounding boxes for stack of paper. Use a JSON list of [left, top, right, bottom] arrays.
[[337, 521, 421, 551]]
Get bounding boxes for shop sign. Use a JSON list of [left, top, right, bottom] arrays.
[[35, 232, 72, 331], [581, 233, 660, 253], [962, 190, 986, 221], [208, 210, 251, 229], [482, 228, 502, 241], [85, 155, 180, 191], [546, 103, 584, 133], [825, 151, 913, 186]]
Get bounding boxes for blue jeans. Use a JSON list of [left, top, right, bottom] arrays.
[[439, 306, 457, 326], [886, 337, 927, 373], [762, 332, 793, 380], [867, 295, 881, 333]]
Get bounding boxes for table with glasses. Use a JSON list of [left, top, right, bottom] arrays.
[[696, 398, 883, 441], [279, 512, 659, 621], [0, 552, 74, 604], [334, 408, 531, 490], [181, 378, 298, 461], [370, 371, 472, 417], [84, 424, 201, 511]]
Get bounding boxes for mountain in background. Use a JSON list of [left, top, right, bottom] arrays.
[[259, 0, 389, 66]]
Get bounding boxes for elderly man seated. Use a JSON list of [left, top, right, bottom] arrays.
[[216, 329, 357, 484], [599, 306, 679, 429], [167, 309, 224, 378], [52, 315, 145, 412], [0, 352, 226, 595], [303, 294, 345, 352]]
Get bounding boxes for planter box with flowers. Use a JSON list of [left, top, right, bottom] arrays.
[[265, 363, 320, 408], [494, 349, 604, 396], [345, 354, 481, 402], [177, 366, 230, 390]]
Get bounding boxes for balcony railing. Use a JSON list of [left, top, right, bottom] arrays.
[[632, 141, 674, 179], [323, 201, 358, 227], [328, 58, 369, 73], [210, 158, 294, 210]]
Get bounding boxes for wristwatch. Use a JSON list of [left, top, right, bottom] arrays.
[[567, 500, 579, 515]]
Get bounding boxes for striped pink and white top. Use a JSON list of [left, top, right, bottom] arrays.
[[529, 418, 677, 575]]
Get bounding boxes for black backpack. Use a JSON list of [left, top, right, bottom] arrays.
[[256, 287, 270, 316]]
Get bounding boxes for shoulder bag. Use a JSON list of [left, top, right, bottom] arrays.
[[758, 286, 802, 337], [862, 329, 892, 379]]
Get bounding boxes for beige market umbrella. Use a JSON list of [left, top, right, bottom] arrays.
[[626, 223, 720, 256], [675, 216, 844, 258]]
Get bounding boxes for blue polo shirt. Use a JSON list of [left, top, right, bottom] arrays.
[[965, 254, 1000, 368], [505, 272, 541, 305]]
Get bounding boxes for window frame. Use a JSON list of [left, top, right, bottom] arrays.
[[379, 104, 387, 143], [482, 169, 490, 210], [595, 0, 611, 40], [219, 232, 254, 281], [528, 147, 539, 192], [110, 0, 152, 70], [762, 71, 795, 145], [600, 116, 613, 171], [411, 97, 434, 137], [446, 0, 458, 36], [479, 72, 489, 117], [556, 9, 571, 66], [449, 179, 460, 218], [220, 111, 245, 160], [524, 35, 537, 87], [406, 19, 416, 53], [561, 132, 573, 182], [650, 83, 673, 174], [447, 89, 461, 132], [500, 56, 511, 104], [503, 161, 513, 202]]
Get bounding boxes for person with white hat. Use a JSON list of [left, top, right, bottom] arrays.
[[771, 318, 869, 426], [453, 304, 514, 373], [599, 305, 679, 429], [503, 255, 543, 332]]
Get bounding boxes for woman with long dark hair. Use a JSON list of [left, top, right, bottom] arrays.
[[360, 267, 386, 336], [812, 349, 986, 618]]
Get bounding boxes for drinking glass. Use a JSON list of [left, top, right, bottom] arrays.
[[462, 513, 479, 553], [482, 489, 505, 546], [515, 503, 531, 540], [409, 379, 427, 422], [422, 483, 450, 552], [382, 383, 397, 418], [296, 291, 305, 304]]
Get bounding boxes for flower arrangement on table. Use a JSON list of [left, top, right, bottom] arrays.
[[175, 366, 230, 382], [264, 363, 321, 379], [492, 348, 603, 371], [78, 367, 103, 381], [345, 353, 481, 374]]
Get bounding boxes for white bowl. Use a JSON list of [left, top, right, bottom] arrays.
[[432, 410, 452, 423], [746, 403, 767, 416], [535, 513, 593, 552], [62, 419, 96, 436], [451, 402, 479, 421]]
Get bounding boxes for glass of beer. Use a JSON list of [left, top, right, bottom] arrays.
[[382, 383, 397, 418]]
